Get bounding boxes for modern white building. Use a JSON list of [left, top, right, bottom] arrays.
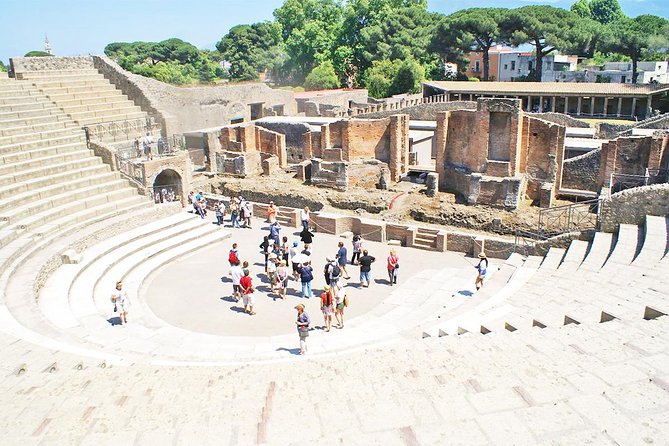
[[496, 52, 578, 82], [555, 61, 669, 84]]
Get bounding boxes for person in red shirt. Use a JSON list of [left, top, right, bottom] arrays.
[[239, 270, 256, 315]]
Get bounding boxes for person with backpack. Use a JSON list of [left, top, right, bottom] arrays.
[[334, 286, 347, 329], [320, 285, 334, 332], [326, 258, 341, 289], [475, 252, 488, 291], [228, 243, 239, 267], [387, 248, 399, 286], [298, 262, 314, 299]]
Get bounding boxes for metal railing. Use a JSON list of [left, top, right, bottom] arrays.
[[514, 229, 549, 256], [114, 135, 186, 187], [538, 198, 601, 237], [83, 115, 161, 143], [609, 168, 669, 194]]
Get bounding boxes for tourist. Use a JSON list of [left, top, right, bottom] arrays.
[[276, 260, 288, 299], [336, 241, 350, 279], [475, 252, 488, 291], [301, 243, 312, 257], [300, 206, 310, 231], [271, 241, 282, 260], [111, 281, 130, 326], [239, 269, 256, 315], [267, 253, 278, 292], [298, 261, 314, 299], [243, 200, 253, 228], [259, 236, 270, 272], [295, 304, 311, 355], [142, 132, 153, 160], [134, 135, 142, 158], [334, 286, 346, 329], [269, 220, 281, 247], [229, 198, 240, 228], [351, 234, 362, 265], [290, 241, 300, 278], [215, 202, 224, 226], [229, 259, 244, 302], [300, 226, 314, 246], [387, 248, 399, 286], [281, 236, 290, 265], [325, 257, 341, 289], [239, 196, 247, 226], [228, 243, 239, 267], [242, 260, 250, 276], [357, 249, 376, 288], [320, 285, 334, 332], [267, 201, 277, 223]]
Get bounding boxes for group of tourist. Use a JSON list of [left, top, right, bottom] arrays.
[[154, 187, 178, 204]]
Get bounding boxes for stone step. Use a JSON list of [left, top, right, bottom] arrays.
[[0, 163, 114, 200], [30, 78, 112, 89], [0, 148, 94, 177], [555, 239, 589, 275], [0, 89, 44, 99], [0, 140, 84, 165], [537, 247, 565, 271], [66, 216, 209, 322], [0, 120, 78, 138], [578, 231, 613, 272], [0, 156, 101, 188], [601, 224, 640, 270], [11, 187, 138, 233], [0, 100, 56, 113], [631, 215, 668, 267], [0, 178, 130, 219], [0, 127, 85, 146], [0, 133, 85, 155], [0, 111, 73, 127], [49, 93, 130, 107], [66, 105, 143, 121], [44, 89, 127, 103], [16, 69, 101, 79], [76, 111, 147, 126], [39, 83, 118, 96], [0, 106, 65, 121], [57, 99, 139, 114]]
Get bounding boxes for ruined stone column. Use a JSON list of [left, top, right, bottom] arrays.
[[389, 114, 410, 183], [435, 111, 449, 190]]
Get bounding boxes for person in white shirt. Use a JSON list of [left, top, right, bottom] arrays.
[[229, 260, 244, 302], [334, 286, 346, 329], [300, 206, 310, 231], [111, 281, 130, 326]]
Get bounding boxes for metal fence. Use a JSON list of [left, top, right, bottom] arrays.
[[538, 198, 601, 237], [609, 168, 669, 194], [84, 116, 162, 143]]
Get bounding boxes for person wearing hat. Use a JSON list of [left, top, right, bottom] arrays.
[[475, 252, 489, 291], [111, 281, 130, 326], [295, 304, 311, 355], [320, 285, 335, 332], [276, 259, 289, 299]]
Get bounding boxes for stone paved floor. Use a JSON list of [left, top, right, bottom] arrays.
[[145, 213, 473, 338]]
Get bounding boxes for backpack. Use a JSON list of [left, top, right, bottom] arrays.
[[322, 292, 332, 307], [331, 263, 341, 278], [229, 250, 238, 264], [343, 294, 349, 307]]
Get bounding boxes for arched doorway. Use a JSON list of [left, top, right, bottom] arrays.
[[152, 169, 182, 204]]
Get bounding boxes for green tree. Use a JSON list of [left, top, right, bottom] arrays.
[[304, 61, 340, 89], [364, 59, 398, 98], [590, 0, 624, 25], [570, 0, 591, 19], [216, 22, 284, 82], [444, 8, 508, 81], [0, 61, 7, 72], [389, 59, 425, 95], [24, 51, 53, 57], [602, 15, 669, 83], [502, 6, 594, 81]]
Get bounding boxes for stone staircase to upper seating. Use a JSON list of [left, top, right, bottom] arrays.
[[14, 63, 148, 141], [413, 227, 439, 250], [0, 76, 148, 252]]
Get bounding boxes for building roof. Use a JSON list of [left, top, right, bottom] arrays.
[[423, 81, 669, 97], [294, 88, 366, 100]]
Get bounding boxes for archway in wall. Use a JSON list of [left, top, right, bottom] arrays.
[[152, 168, 182, 204]]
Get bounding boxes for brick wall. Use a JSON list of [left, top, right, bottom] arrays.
[[599, 135, 656, 187], [522, 116, 564, 199], [341, 119, 391, 161]]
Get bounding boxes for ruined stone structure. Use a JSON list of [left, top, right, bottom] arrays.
[[435, 98, 565, 209], [599, 134, 669, 190]]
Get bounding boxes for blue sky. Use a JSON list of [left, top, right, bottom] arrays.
[[1, 0, 667, 64]]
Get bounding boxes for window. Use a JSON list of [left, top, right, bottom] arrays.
[[511, 61, 516, 71], [528, 61, 533, 71], [504, 64, 508, 70], [474, 60, 480, 72]]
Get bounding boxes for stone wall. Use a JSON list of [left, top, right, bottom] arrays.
[[91, 56, 297, 135], [255, 121, 312, 163], [300, 90, 368, 117], [599, 135, 667, 187], [561, 148, 601, 192], [521, 116, 564, 199], [11, 56, 95, 73], [356, 101, 476, 121], [599, 184, 669, 232], [341, 119, 391, 161], [526, 112, 589, 128], [310, 159, 348, 190], [215, 123, 287, 171]]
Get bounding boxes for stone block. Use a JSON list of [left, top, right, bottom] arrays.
[[261, 155, 280, 176], [425, 172, 438, 197], [540, 182, 554, 208]]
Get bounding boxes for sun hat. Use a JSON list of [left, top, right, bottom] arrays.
[[478, 252, 487, 258], [323, 285, 330, 291], [294, 304, 305, 310]]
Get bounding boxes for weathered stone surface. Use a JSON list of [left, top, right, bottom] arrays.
[[562, 149, 600, 192], [425, 172, 438, 197], [599, 184, 669, 232]]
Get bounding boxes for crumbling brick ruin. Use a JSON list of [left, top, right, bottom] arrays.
[[435, 98, 565, 209]]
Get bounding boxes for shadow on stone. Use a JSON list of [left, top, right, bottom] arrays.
[[230, 306, 247, 313], [220, 296, 237, 303], [107, 316, 122, 326], [220, 276, 232, 283], [275, 347, 301, 355], [457, 290, 474, 297]]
